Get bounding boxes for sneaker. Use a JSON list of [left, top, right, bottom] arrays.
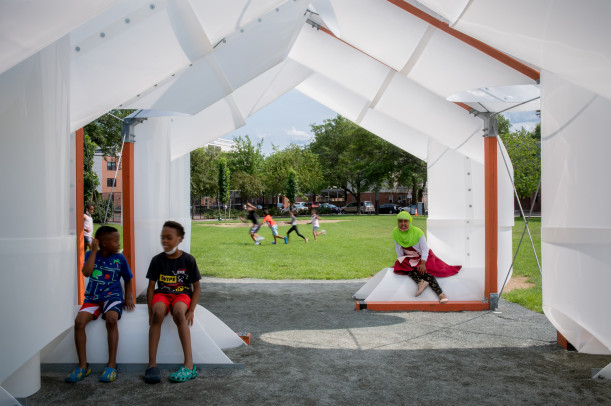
[[305, 238, 308, 243], [321, 230, 326, 235], [65, 364, 92, 383], [284, 237, 288, 244], [255, 242, 261, 245], [256, 236, 265, 242], [272, 241, 276, 244]]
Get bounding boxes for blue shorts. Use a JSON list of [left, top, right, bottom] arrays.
[[270, 224, 279, 236], [84, 236, 92, 245], [250, 224, 261, 234], [313, 226, 319, 231]]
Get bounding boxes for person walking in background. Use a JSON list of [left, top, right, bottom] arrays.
[[286, 210, 308, 243], [309, 209, 326, 241], [84, 203, 95, 253]]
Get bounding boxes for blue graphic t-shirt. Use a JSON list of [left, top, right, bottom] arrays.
[[84, 251, 133, 303]]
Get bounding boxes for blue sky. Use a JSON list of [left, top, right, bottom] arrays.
[[223, 89, 540, 155]]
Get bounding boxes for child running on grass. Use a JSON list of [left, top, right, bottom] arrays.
[[286, 210, 308, 243], [145, 221, 201, 384], [239, 202, 265, 245], [65, 226, 134, 383], [262, 210, 288, 244], [310, 209, 326, 241]]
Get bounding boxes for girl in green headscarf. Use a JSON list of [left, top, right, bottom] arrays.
[[392, 212, 460, 303]]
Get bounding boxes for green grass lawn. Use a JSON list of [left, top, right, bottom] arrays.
[[190, 215, 409, 279], [501, 217, 542, 312], [98, 215, 543, 312]]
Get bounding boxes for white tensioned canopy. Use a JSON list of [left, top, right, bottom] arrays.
[[1, 0, 610, 400]]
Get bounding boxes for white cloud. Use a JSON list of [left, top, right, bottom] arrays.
[[285, 126, 311, 140]]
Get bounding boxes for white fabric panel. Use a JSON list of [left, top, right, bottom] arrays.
[[452, 0, 611, 100], [169, 97, 246, 160], [374, 72, 484, 161], [290, 25, 391, 102], [236, 58, 312, 118], [417, 0, 470, 26], [309, 0, 341, 36], [42, 305, 243, 365], [133, 118, 173, 294], [0, 0, 118, 75], [189, 0, 286, 45], [122, 54, 229, 114], [408, 29, 535, 98], [70, 3, 194, 130], [448, 84, 541, 113], [296, 74, 369, 122], [315, 0, 430, 71], [0, 38, 75, 395], [541, 71, 611, 354], [169, 153, 192, 253], [359, 109, 428, 161], [211, 0, 308, 90]]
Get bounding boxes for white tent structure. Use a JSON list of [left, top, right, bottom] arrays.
[[1, 0, 610, 401]]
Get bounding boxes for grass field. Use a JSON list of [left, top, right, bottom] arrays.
[[98, 215, 543, 312]]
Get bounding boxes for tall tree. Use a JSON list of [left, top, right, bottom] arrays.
[[285, 169, 298, 209], [500, 126, 541, 201], [227, 135, 264, 202], [190, 146, 221, 214], [310, 115, 420, 212], [217, 156, 231, 217]]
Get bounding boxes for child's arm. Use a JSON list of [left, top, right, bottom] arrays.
[[185, 281, 200, 326], [238, 216, 247, 223], [146, 279, 156, 325], [123, 277, 135, 311], [81, 239, 99, 277]]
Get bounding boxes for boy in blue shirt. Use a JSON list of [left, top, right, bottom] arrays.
[[65, 226, 134, 383]]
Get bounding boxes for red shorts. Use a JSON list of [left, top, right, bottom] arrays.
[[151, 293, 191, 313]]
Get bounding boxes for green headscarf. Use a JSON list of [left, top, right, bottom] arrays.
[[392, 211, 424, 247]]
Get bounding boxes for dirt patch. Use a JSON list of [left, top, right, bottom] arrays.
[[196, 219, 351, 228], [504, 276, 535, 292]]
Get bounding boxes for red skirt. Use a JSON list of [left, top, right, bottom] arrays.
[[393, 249, 461, 278]]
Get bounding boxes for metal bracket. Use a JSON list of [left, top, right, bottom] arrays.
[[121, 117, 146, 143], [489, 293, 499, 310]]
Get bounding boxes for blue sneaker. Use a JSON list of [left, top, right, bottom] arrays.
[[284, 237, 288, 244], [65, 364, 92, 383]]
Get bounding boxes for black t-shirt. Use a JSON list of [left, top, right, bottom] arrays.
[[247, 210, 258, 224], [146, 252, 201, 296]]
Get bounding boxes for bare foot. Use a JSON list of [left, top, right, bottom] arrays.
[[415, 280, 429, 297], [439, 293, 449, 303]]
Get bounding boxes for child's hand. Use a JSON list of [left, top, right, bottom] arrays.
[[90, 239, 99, 251], [124, 298, 135, 312], [185, 309, 195, 326]]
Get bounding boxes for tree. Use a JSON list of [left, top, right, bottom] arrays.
[[500, 126, 541, 201], [227, 135, 264, 202], [310, 115, 422, 212], [217, 156, 231, 218], [285, 169, 298, 209], [190, 146, 221, 214]]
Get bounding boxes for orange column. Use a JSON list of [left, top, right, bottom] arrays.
[[76, 128, 86, 304], [122, 141, 137, 301], [484, 135, 498, 304]]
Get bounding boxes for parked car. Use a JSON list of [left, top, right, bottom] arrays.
[[340, 201, 375, 214], [282, 202, 307, 214], [378, 203, 402, 214], [319, 203, 340, 214]]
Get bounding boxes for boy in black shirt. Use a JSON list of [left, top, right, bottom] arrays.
[[144, 221, 201, 383]]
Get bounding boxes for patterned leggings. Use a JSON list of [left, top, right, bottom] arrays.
[[403, 270, 443, 295], [287, 226, 306, 240]]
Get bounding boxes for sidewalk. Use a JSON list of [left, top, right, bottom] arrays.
[[29, 278, 611, 405]]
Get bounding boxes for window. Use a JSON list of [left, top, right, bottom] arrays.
[[107, 178, 116, 187], [389, 195, 393, 203], [107, 161, 117, 170]]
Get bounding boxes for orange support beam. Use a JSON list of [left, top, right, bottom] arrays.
[[484, 135, 498, 303], [122, 141, 137, 302], [76, 128, 85, 305], [356, 301, 489, 312]]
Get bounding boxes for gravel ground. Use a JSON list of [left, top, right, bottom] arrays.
[[29, 278, 611, 405]]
